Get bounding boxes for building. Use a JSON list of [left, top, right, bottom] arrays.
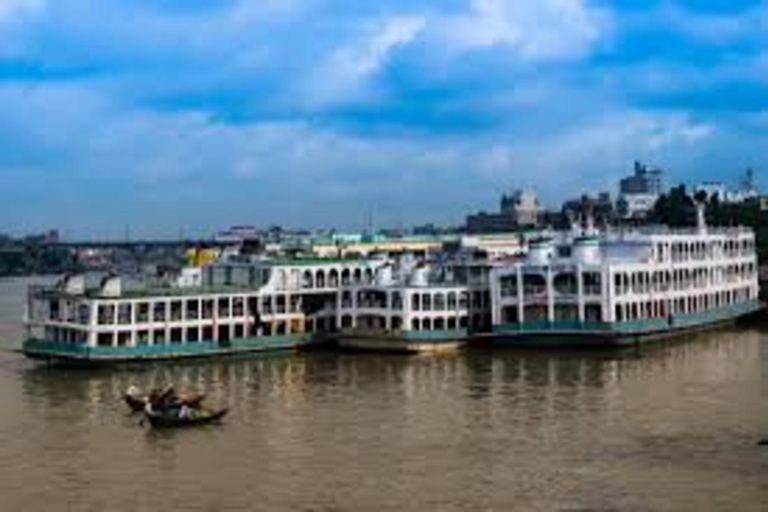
[[561, 192, 615, 227], [466, 189, 540, 233], [695, 170, 759, 204], [617, 161, 664, 219]]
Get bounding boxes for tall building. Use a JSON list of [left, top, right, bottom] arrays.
[[466, 189, 540, 233], [617, 161, 664, 219]]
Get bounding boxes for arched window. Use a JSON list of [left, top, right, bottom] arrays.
[[316, 270, 326, 288], [329, 269, 339, 287], [412, 294, 421, 311], [341, 269, 351, 286], [353, 268, 362, 284], [302, 270, 313, 289], [411, 318, 421, 331], [434, 293, 446, 311]]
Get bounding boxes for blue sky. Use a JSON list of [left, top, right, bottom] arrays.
[[0, 0, 767, 238]]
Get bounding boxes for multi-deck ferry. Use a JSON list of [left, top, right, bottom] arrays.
[[21, 208, 761, 362], [489, 208, 761, 346], [22, 253, 494, 362]]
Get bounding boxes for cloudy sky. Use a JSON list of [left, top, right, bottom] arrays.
[[0, 0, 767, 238]]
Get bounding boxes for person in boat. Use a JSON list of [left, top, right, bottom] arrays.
[[126, 385, 141, 398]]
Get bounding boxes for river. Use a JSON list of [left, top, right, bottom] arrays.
[[0, 277, 766, 511]]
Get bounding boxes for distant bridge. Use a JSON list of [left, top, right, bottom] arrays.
[[40, 240, 240, 250]]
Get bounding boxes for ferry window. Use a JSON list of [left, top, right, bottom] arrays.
[[153, 302, 166, 322], [275, 296, 286, 314], [233, 297, 244, 316], [202, 326, 213, 341], [434, 293, 446, 311], [412, 294, 420, 311], [78, 304, 90, 324], [153, 329, 166, 344], [170, 328, 183, 343], [187, 327, 199, 342], [202, 299, 214, 319], [422, 318, 432, 330], [447, 292, 457, 310], [392, 317, 403, 330], [353, 269, 362, 284], [615, 305, 623, 322], [434, 318, 446, 330], [218, 297, 230, 317], [329, 270, 339, 287], [170, 301, 182, 321], [500, 276, 517, 297], [97, 332, 113, 347], [137, 303, 149, 323], [447, 317, 457, 329], [316, 271, 326, 288], [422, 294, 432, 311], [459, 292, 469, 309], [98, 304, 115, 325], [392, 292, 403, 310], [411, 318, 420, 331], [117, 331, 130, 346], [303, 270, 314, 289], [48, 300, 60, 321], [234, 324, 245, 338], [186, 300, 199, 320], [117, 303, 132, 324], [137, 330, 150, 345]]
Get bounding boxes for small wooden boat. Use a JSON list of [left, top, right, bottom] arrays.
[[123, 389, 206, 413], [758, 439, 768, 446], [144, 407, 229, 429]]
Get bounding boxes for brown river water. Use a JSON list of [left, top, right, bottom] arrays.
[[0, 277, 766, 511]]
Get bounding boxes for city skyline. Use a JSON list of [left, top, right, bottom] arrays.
[[1, 1, 767, 237]]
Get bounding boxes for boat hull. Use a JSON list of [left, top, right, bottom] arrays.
[[144, 408, 228, 429], [487, 300, 762, 349], [23, 334, 313, 365], [333, 328, 467, 354]]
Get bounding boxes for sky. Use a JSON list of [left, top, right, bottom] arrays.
[[0, 0, 767, 238]]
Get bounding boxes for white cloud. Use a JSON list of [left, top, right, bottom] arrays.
[[0, 0, 43, 21], [300, 15, 426, 107], [437, 0, 610, 60]]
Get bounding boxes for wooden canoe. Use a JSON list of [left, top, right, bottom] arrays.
[[144, 407, 229, 429]]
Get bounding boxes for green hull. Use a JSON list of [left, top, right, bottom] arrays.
[[489, 300, 763, 349], [22, 334, 313, 364]]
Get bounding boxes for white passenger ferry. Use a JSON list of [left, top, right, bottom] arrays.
[[22, 254, 493, 362], [488, 208, 761, 346]]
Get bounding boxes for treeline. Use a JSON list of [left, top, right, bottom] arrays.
[[0, 244, 79, 277], [650, 185, 768, 262]]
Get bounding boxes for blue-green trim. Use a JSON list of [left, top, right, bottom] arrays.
[[493, 300, 761, 335], [23, 334, 312, 361]]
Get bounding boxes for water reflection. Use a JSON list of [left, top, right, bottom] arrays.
[[1, 327, 765, 511]]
